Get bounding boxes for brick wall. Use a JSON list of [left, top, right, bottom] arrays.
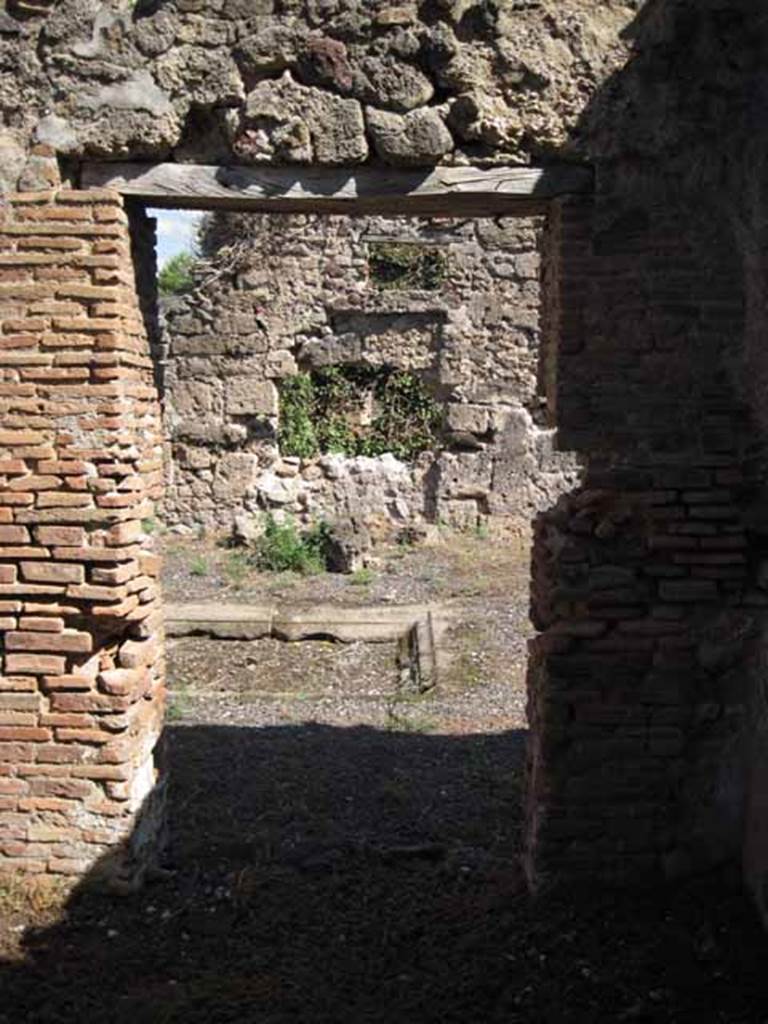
[[524, 190, 759, 886], [0, 189, 165, 885]]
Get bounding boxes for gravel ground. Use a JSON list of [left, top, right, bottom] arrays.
[[159, 528, 532, 609], [2, 532, 768, 1022], [163, 530, 532, 734]]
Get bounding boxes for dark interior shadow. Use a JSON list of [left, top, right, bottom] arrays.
[[1, 721, 766, 1024], [1, 723, 526, 1024]]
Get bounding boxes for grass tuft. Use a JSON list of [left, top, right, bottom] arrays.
[[222, 550, 250, 590], [166, 682, 192, 722], [348, 567, 374, 586]]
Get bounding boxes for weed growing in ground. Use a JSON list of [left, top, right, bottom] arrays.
[[0, 872, 68, 915], [385, 686, 437, 734], [166, 682, 192, 721], [189, 555, 209, 577], [348, 567, 374, 586], [252, 515, 332, 575], [265, 571, 301, 593], [223, 550, 250, 589], [385, 706, 437, 734]]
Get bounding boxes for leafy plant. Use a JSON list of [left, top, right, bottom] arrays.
[[303, 519, 335, 568], [278, 374, 320, 458], [368, 242, 446, 291], [188, 555, 208, 577], [158, 251, 196, 296], [358, 370, 443, 460], [252, 514, 331, 575], [279, 366, 442, 461]]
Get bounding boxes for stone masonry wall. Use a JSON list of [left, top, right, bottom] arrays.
[[0, 189, 165, 886], [161, 212, 579, 538], [0, 1, 635, 188], [4, 0, 768, 913]]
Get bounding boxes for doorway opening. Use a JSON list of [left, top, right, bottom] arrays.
[[123, 192, 580, 895]]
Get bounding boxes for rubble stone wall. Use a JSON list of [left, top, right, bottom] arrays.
[[0, 0, 635, 188], [161, 212, 579, 538]]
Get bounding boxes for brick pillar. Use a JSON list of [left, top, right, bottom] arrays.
[[524, 195, 753, 887], [0, 189, 165, 885]]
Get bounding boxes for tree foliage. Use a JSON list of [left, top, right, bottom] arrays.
[[158, 251, 196, 296]]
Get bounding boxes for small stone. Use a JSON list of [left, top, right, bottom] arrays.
[[265, 351, 298, 378], [324, 519, 371, 573], [18, 152, 61, 192], [34, 114, 79, 154], [0, 11, 21, 33], [374, 6, 417, 27], [352, 56, 434, 113], [319, 455, 344, 480], [0, 132, 26, 192]]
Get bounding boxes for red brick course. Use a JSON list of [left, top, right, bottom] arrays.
[[0, 189, 165, 885]]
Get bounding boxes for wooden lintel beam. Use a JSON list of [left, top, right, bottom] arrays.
[[81, 162, 593, 215]]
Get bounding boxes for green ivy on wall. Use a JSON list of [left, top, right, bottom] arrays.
[[368, 242, 447, 291], [279, 366, 442, 461], [277, 373, 318, 458]]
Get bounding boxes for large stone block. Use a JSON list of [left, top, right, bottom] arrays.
[[170, 380, 217, 418], [446, 403, 490, 435], [225, 379, 278, 417], [366, 106, 454, 166], [235, 72, 368, 165], [213, 453, 260, 500]]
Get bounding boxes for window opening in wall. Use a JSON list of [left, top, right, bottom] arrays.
[[131, 200, 579, 956], [368, 240, 447, 291]]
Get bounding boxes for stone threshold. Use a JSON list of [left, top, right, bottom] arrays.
[[165, 602, 460, 692]]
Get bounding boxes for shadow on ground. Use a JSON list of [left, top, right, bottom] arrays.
[[1, 722, 767, 1024]]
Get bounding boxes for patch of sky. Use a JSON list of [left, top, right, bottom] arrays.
[[149, 208, 203, 269]]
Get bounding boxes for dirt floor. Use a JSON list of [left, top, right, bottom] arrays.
[[162, 530, 531, 734], [1, 531, 768, 1022]]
